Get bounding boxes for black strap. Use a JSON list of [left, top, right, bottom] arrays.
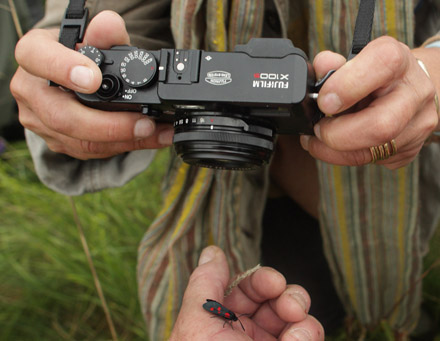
[[49, 0, 88, 86], [58, 0, 89, 49], [348, 0, 376, 60], [59, 0, 375, 58]]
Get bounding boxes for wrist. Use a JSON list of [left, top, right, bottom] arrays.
[[416, 37, 440, 142], [421, 34, 440, 48]]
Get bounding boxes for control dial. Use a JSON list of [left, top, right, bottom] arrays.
[[78, 46, 103, 66], [119, 49, 157, 87]]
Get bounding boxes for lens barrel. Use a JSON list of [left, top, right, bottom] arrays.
[[173, 112, 274, 170]]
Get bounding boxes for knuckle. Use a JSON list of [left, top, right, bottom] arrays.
[[375, 37, 408, 77], [106, 122, 118, 140], [106, 120, 126, 141], [14, 34, 29, 64], [17, 107, 31, 128], [79, 139, 100, 154], [417, 79, 436, 104], [9, 69, 27, 101], [46, 109, 69, 134], [133, 139, 149, 150], [371, 114, 397, 142], [9, 73, 21, 100], [425, 111, 438, 133], [349, 150, 370, 166], [15, 29, 42, 63]]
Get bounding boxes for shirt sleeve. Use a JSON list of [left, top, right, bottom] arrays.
[[26, 130, 157, 196], [27, 0, 173, 195]]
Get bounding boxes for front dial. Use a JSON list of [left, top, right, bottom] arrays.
[[119, 49, 157, 87]]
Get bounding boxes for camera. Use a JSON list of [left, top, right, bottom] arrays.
[[76, 38, 327, 170]]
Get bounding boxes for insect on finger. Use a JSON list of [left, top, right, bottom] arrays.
[[203, 299, 246, 331]]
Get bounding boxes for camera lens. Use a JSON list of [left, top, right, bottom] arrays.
[[173, 112, 274, 170], [97, 74, 121, 100]]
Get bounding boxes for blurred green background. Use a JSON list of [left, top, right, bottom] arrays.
[[0, 0, 44, 140], [1, 1, 439, 340]]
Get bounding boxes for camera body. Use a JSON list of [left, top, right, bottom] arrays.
[[77, 38, 324, 170]]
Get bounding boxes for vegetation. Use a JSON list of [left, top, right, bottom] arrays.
[[1, 142, 440, 340], [0, 142, 169, 340]]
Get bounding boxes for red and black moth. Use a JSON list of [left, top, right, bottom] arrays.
[[203, 299, 245, 331]]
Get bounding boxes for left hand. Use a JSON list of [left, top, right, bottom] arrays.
[[301, 36, 439, 169], [170, 246, 324, 341]]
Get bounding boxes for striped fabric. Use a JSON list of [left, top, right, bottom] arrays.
[[138, 0, 425, 339], [309, 1, 422, 333]]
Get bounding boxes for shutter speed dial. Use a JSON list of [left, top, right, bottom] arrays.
[[119, 49, 157, 87]]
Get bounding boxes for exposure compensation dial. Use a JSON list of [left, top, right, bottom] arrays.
[[119, 49, 157, 88]]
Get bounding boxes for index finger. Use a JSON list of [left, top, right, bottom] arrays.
[[318, 36, 410, 115], [15, 28, 102, 93], [15, 11, 130, 93], [224, 267, 286, 314]]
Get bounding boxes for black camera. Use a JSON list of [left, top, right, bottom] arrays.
[[76, 38, 327, 170]]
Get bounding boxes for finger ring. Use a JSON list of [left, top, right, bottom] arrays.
[[435, 93, 439, 117], [370, 139, 397, 163]]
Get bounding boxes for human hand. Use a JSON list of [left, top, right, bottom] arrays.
[[10, 11, 173, 160], [302, 36, 439, 169], [170, 246, 324, 341]]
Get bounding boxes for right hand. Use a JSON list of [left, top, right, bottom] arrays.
[[10, 11, 174, 160], [170, 246, 324, 341]]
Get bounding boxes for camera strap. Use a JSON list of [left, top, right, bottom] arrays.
[[57, 0, 375, 58], [58, 0, 89, 49], [348, 0, 376, 60]]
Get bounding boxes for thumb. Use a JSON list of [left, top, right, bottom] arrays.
[[169, 246, 231, 340], [184, 246, 230, 304], [14, 11, 129, 94]]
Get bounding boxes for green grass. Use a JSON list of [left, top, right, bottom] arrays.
[[0, 141, 169, 340], [1, 141, 440, 340]]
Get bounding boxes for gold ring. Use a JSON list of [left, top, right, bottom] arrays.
[[370, 139, 397, 163], [435, 93, 439, 117]]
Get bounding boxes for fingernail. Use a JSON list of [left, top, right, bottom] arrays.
[[288, 328, 312, 341], [291, 291, 309, 313], [70, 66, 94, 89], [158, 128, 174, 145], [321, 93, 342, 114], [300, 135, 311, 151], [198, 246, 217, 265], [134, 118, 154, 139], [314, 123, 321, 140]]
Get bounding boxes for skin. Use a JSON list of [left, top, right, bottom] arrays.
[[11, 11, 440, 167], [9, 8, 440, 337], [271, 38, 440, 218], [169, 246, 324, 341], [11, 12, 325, 338], [11, 11, 174, 160], [302, 37, 440, 170], [12, 12, 440, 219]]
